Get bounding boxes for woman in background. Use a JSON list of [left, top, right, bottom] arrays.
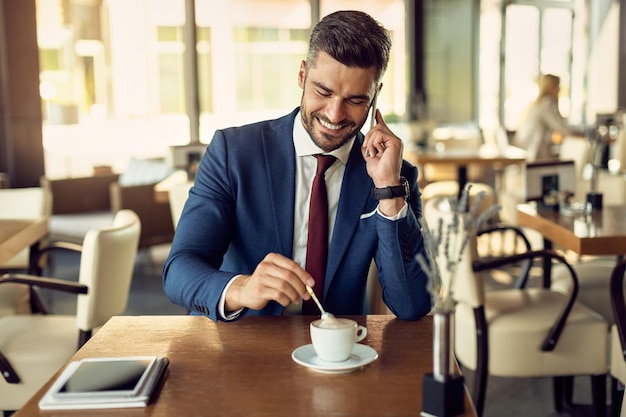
[[513, 74, 579, 161]]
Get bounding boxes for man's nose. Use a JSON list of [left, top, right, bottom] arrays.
[[325, 98, 346, 123]]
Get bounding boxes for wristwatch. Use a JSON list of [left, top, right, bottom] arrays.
[[372, 177, 410, 200]]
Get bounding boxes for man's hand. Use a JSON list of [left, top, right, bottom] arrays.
[[224, 253, 314, 312], [361, 110, 406, 216]]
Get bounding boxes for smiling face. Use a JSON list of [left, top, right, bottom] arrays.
[[298, 52, 378, 152]]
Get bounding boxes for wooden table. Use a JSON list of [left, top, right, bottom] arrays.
[[517, 202, 626, 286], [517, 203, 626, 256], [404, 144, 527, 195], [14, 315, 477, 417], [0, 218, 48, 267]]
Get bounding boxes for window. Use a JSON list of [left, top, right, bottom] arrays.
[[479, 0, 585, 137], [37, 0, 407, 178]]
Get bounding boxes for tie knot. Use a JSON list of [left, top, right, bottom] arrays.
[[314, 154, 336, 175]]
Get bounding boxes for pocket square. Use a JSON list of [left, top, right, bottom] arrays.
[[360, 209, 377, 219]]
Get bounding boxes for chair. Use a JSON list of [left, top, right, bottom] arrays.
[[0, 187, 52, 317], [610, 260, 626, 417], [474, 221, 535, 291], [421, 181, 497, 216], [428, 190, 535, 291], [423, 197, 609, 417], [109, 156, 175, 249], [0, 187, 51, 270], [41, 174, 118, 244], [0, 209, 141, 413], [110, 181, 174, 249], [167, 181, 193, 229], [552, 257, 621, 324], [365, 260, 393, 315]]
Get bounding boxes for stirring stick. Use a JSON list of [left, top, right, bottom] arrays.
[[306, 285, 330, 318]]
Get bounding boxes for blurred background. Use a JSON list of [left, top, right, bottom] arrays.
[[0, 0, 624, 186]]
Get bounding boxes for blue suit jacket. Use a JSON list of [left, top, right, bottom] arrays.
[[163, 108, 432, 321]]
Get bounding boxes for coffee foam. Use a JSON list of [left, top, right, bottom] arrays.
[[315, 317, 354, 329]]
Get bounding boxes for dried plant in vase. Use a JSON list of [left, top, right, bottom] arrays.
[[418, 184, 499, 417], [417, 184, 500, 314]]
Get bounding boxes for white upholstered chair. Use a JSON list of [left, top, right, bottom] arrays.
[[421, 181, 497, 217], [610, 260, 626, 417], [423, 197, 609, 417], [0, 187, 51, 317], [168, 181, 193, 229], [552, 257, 621, 324], [0, 209, 141, 413]]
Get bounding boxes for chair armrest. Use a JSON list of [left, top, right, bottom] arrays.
[[30, 241, 83, 276], [473, 249, 579, 352], [610, 260, 626, 361], [0, 351, 19, 383], [0, 273, 88, 295], [0, 273, 88, 384]]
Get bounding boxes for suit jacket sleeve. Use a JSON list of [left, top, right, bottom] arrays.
[[373, 161, 432, 320], [162, 129, 244, 321]]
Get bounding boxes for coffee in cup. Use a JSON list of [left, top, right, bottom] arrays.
[[310, 318, 367, 362]]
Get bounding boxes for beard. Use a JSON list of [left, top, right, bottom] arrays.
[[300, 104, 365, 153]]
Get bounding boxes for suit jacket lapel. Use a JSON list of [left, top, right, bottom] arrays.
[[262, 110, 298, 258], [324, 134, 372, 293]]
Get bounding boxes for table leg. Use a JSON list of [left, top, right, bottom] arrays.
[[457, 166, 468, 200], [543, 238, 552, 288], [28, 241, 41, 275]]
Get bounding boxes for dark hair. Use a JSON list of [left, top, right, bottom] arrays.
[[306, 10, 391, 81]]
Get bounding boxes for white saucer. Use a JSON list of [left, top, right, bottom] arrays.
[[291, 344, 378, 374]]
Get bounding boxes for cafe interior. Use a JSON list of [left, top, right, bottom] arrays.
[[1, 0, 626, 416]]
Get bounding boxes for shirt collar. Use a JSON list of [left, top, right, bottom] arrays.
[[293, 109, 354, 165]]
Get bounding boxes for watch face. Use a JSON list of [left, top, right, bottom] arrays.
[[400, 177, 410, 200]]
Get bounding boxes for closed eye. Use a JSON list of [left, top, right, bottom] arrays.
[[316, 88, 332, 97], [348, 98, 369, 106]]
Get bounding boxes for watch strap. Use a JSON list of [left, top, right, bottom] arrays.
[[372, 177, 409, 200]]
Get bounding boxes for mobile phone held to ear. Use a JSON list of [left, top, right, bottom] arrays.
[[369, 92, 378, 130]]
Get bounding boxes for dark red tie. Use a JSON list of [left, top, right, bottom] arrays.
[[302, 154, 336, 315]]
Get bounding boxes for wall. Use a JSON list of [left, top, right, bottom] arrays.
[[423, 0, 477, 124], [0, 0, 44, 188], [586, 0, 620, 121]]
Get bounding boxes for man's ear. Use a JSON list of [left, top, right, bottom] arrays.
[[298, 60, 306, 88]]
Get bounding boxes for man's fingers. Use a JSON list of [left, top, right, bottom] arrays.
[[255, 253, 313, 303], [263, 253, 315, 288]]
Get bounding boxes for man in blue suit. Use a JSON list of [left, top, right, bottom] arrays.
[[163, 10, 432, 322]]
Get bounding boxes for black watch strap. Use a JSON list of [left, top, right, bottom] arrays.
[[372, 177, 410, 200]]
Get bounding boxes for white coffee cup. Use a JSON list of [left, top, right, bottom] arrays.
[[310, 317, 367, 362]]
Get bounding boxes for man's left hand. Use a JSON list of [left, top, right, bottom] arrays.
[[361, 109, 403, 187]]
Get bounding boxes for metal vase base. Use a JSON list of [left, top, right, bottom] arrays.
[[421, 373, 465, 417]]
